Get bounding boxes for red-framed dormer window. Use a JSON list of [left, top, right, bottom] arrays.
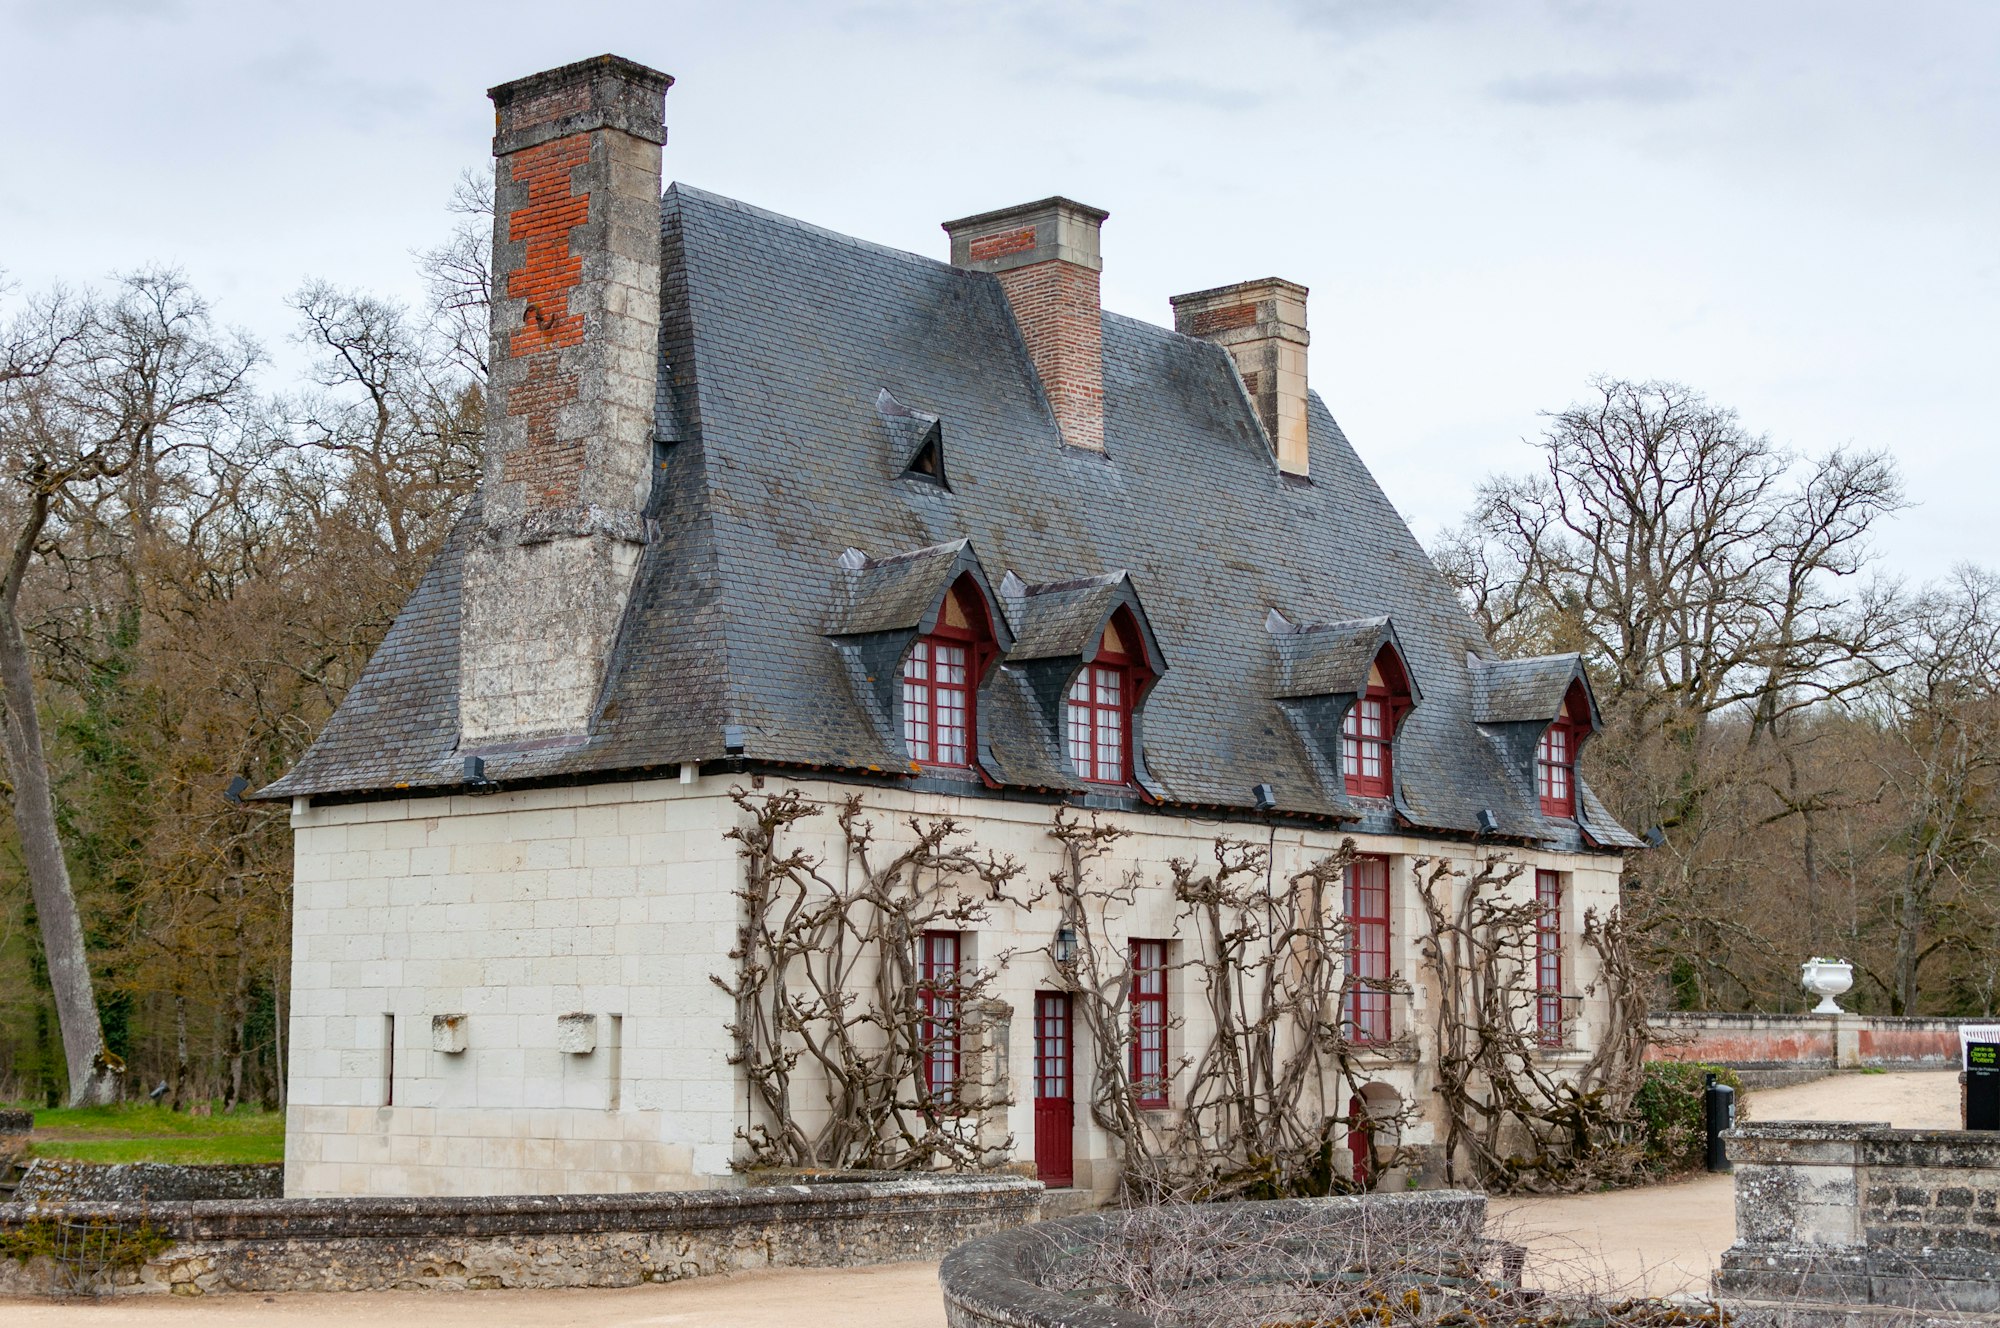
[[1342, 649, 1412, 800], [1067, 609, 1152, 787], [904, 580, 996, 769], [1537, 681, 1591, 818]]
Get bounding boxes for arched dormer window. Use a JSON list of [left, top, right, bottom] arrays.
[[903, 577, 998, 769], [1341, 648, 1414, 800], [1067, 607, 1152, 786], [1537, 681, 1593, 817]]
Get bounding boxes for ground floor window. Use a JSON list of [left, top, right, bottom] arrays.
[[1130, 939, 1169, 1106], [918, 931, 961, 1101], [1342, 856, 1391, 1045], [1535, 870, 1564, 1047]]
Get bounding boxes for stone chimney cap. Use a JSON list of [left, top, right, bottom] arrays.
[[489, 54, 674, 156], [1170, 276, 1309, 308], [942, 197, 1109, 274], [1171, 278, 1310, 347]]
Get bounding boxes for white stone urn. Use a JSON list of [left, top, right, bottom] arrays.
[[1801, 957, 1854, 1015]]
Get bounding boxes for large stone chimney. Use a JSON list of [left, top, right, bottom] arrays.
[[459, 55, 672, 746], [1170, 279, 1311, 477], [943, 198, 1108, 452]]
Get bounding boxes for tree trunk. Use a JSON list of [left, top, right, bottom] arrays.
[[0, 597, 117, 1106], [170, 992, 190, 1111]]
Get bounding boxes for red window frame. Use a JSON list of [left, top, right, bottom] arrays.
[[918, 931, 962, 1103], [1068, 657, 1131, 784], [1342, 650, 1412, 800], [1342, 856, 1391, 1046], [1342, 690, 1393, 797], [1066, 608, 1153, 788], [1129, 939, 1169, 1108], [1537, 721, 1575, 816], [1535, 870, 1564, 1048], [904, 582, 993, 770]]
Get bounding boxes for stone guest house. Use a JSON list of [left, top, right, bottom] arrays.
[[263, 55, 1637, 1199]]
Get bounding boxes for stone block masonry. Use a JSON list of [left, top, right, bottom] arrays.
[[1718, 1120, 2000, 1317], [283, 773, 1623, 1202], [458, 54, 672, 745], [0, 1173, 1041, 1297]]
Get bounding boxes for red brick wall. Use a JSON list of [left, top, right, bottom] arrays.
[[994, 259, 1104, 452], [499, 133, 591, 511]]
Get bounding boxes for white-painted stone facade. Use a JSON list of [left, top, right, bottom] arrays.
[[284, 772, 1621, 1198]]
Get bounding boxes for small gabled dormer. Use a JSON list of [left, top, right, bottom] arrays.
[[1268, 612, 1422, 807], [1469, 654, 1603, 829], [1000, 571, 1165, 798], [876, 388, 948, 488], [825, 540, 1012, 775]]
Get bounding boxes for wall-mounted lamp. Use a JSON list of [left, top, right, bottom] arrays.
[[1054, 927, 1077, 964], [1476, 808, 1499, 836], [722, 724, 747, 755], [1252, 783, 1277, 811]]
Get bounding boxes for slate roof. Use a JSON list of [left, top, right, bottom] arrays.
[[264, 184, 1638, 853]]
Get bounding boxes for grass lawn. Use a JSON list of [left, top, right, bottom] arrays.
[[6, 1101, 284, 1165]]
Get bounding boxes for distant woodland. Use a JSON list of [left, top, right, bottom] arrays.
[[0, 182, 1993, 1105]]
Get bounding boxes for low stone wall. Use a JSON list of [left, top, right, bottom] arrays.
[[1717, 1120, 2000, 1318], [0, 1173, 1041, 1297], [1649, 1012, 1969, 1083], [14, 1160, 284, 1203], [939, 1191, 1488, 1328]]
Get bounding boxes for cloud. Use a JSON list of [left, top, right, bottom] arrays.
[[1087, 75, 1268, 111], [1486, 69, 1707, 107]]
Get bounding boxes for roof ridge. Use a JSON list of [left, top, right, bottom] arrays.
[[665, 181, 961, 275]]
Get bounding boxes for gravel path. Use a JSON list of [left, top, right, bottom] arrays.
[[3, 1069, 1962, 1324]]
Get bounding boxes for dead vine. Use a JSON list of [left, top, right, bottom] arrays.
[[713, 786, 1035, 1170], [1042, 810, 1417, 1202], [1415, 853, 1652, 1192]]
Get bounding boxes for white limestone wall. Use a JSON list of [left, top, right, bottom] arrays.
[[283, 773, 1622, 1198], [284, 777, 743, 1196]]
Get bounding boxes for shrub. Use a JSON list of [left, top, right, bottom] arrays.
[[1631, 1061, 1743, 1175]]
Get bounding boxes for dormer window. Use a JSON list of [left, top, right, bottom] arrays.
[[903, 578, 996, 769], [1067, 610, 1148, 785], [1341, 649, 1413, 800], [1537, 681, 1592, 817]]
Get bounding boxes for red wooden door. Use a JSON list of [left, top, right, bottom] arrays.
[[1034, 992, 1074, 1188], [1347, 1094, 1372, 1187]]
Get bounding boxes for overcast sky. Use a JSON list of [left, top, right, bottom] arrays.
[[4, 0, 1994, 583]]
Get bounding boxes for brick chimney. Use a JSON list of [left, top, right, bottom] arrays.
[[459, 55, 672, 746], [1170, 279, 1311, 477], [943, 198, 1108, 452]]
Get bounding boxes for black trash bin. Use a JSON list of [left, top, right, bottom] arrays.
[[1965, 1040, 2000, 1131], [1704, 1073, 1735, 1173]]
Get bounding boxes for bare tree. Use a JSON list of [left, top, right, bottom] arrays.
[[0, 272, 255, 1103], [1434, 378, 1905, 1007]]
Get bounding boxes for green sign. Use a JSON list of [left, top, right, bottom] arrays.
[[1969, 1043, 1999, 1068]]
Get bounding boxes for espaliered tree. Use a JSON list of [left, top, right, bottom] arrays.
[[1414, 853, 1652, 1192], [1041, 810, 1416, 1202], [715, 787, 1035, 1170]]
